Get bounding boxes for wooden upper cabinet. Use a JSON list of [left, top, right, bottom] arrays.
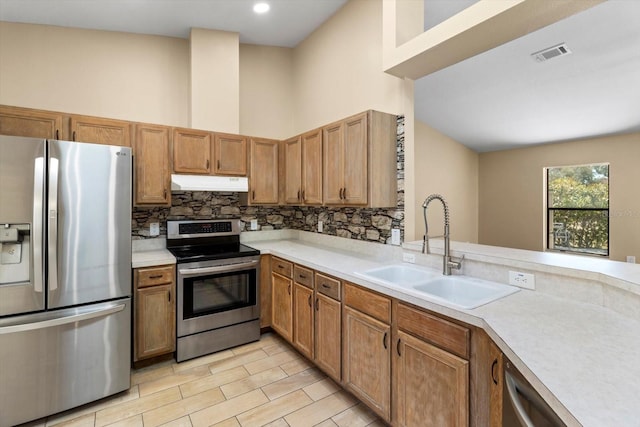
[[214, 132, 247, 176], [172, 128, 211, 174], [323, 113, 367, 205], [342, 113, 368, 205], [249, 138, 279, 204], [0, 105, 65, 139], [323, 110, 397, 208], [283, 135, 302, 204], [134, 124, 171, 206], [301, 129, 323, 205], [70, 115, 131, 147], [323, 121, 344, 205]]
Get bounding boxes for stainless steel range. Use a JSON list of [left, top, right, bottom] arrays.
[[167, 219, 260, 362]]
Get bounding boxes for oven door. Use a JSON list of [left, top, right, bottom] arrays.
[[177, 256, 260, 337]]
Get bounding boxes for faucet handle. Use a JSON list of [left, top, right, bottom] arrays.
[[449, 254, 465, 270]]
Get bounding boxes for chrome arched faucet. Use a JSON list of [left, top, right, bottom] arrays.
[[422, 194, 463, 275]]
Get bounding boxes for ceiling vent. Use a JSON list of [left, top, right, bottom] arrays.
[[531, 43, 572, 62]]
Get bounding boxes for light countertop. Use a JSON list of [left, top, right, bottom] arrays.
[[248, 238, 640, 427], [131, 249, 175, 268]]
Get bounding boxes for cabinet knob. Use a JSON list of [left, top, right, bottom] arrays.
[[308, 294, 312, 307], [206, 159, 210, 169], [55, 129, 59, 140], [217, 160, 221, 170], [287, 283, 291, 295], [315, 297, 319, 311], [396, 339, 402, 356], [383, 332, 388, 349], [72, 131, 76, 141]]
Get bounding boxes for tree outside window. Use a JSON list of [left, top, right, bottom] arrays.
[[546, 164, 609, 256]]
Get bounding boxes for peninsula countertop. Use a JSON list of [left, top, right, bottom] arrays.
[[248, 238, 640, 427]]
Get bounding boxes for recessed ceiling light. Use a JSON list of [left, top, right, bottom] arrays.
[[253, 2, 270, 14]]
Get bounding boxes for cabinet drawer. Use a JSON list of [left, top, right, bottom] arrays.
[[136, 265, 175, 288], [271, 257, 293, 278], [397, 303, 469, 359], [344, 282, 390, 323], [315, 273, 341, 301], [294, 265, 314, 288]]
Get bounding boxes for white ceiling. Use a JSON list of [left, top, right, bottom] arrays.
[[0, 0, 347, 47], [1, 1, 638, 153], [415, 0, 640, 152]]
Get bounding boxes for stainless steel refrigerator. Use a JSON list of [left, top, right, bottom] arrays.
[[0, 136, 132, 427]]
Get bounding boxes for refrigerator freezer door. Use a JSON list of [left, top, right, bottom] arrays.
[[0, 298, 131, 427], [48, 140, 132, 308], [0, 136, 45, 316]]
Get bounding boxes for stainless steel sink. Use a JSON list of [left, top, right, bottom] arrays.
[[355, 264, 519, 309]]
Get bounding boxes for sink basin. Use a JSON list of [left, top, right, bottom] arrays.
[[355, 264, 438, 288], [412, 276, 519, 309], [355, 264, 519, 309]]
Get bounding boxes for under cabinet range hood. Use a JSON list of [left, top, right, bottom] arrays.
[[171, 174, 249, 192]]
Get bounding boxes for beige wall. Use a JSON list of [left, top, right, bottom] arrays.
[[479, 132, 640, 262], [0, 22, 190, 127], [414, 121, 479, 243], [239, 44, 294, 139], [189, 29, 239, 132], [291, 0, 406, 133]]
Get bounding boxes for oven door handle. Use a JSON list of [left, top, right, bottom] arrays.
[[178, 260, 259, 276]]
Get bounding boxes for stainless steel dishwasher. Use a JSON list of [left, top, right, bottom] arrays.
[[502, 358, 567, 427]]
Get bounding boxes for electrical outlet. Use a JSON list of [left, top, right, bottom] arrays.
[[250, 219, 258, 230], [402, 253, 416, 263], [149, 222, 160, 237], [391, 228, 401, 245], [509, 271, 535, 290], [318, 220, 323, 233], [627, 256, 636, 264]]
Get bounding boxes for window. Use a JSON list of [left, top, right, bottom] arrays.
[[546, 164, 609, 256]]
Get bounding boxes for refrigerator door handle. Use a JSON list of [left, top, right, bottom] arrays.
[[0, 302, 125, 335], [33, 156, 45, 293], [48, 157, 59, 291]]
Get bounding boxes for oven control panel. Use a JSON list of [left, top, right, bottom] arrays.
[[179, 221, 232, 235], [167, 219, 240, 239]]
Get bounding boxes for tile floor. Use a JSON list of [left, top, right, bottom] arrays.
[[19, 333, 384, 427]]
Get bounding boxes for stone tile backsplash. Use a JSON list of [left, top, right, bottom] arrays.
[[132, 116, 405, 244]]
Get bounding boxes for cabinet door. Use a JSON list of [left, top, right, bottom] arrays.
[[283, 136, 302, 204], [342, 112, 368, 205], [70, 115, 131, 147], [322, 121, 344, 205], [135, 284, 175, 361], [271, 272, 293, 342], [249, 138, 279, 204], [214, 133, 247, 176], [0, 105, 64, 139], [134, 124, 171, 206], [301, 129, 323, 205], [172, 128, 211, 174], [293, 283, 314, 359], [315, 293, 341, 382], [489, 344, 503, 426], [343, 306, 391, 421], [395, 331, 469, 427]]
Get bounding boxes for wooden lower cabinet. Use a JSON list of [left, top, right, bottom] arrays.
[[133, 265, 176, 362], [314, 292, 341, 382], [271, 272, 293, 341], [394, 330, 469, 427], [343, 306, 391, 421], [293, 282, 314, 359]]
